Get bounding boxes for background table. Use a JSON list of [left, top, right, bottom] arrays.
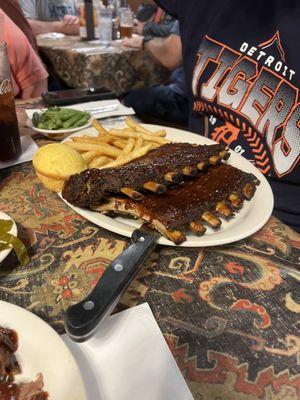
[[37, 35, 170, 95], [1, 99, 300, 399]]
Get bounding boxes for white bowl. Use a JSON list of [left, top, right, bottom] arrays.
[[27, 116, 93, 140]]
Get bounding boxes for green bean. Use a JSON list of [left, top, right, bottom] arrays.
[[72, 114, 90, 127], [63, 112, 86, 129], [33, 107, 91, 130], [59, 109, 80, 122]]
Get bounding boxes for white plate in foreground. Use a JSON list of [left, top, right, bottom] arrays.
[[0, 300, 86, 400], [62, 124, 274, 247], [0, 211, 18, 263]]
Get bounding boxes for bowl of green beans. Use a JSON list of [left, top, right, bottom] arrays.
[[30, 107, 93, 139]]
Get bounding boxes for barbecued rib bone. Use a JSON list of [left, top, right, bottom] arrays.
[[190, 221, 206, 236], [143, 181, 167, 194], [93, 199, 186, 244], [219, 149, 230, 160], [164, 172, 182, 183], [120, 187, 144, 201], [216, 202, 232, 217], [182, 166, 197, 177], [202, 212, 222, 228], [228, 193, 243, 208], [209, 155, 220, 166], [243, 183, 255, 200], [197, 162, 207, 171]]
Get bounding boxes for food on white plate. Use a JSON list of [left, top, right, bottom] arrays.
[[61, 121, 260, 244], [32, 107, 91, 131], [91, 163, 260, 244], [34, 118, 170, 190], [33, 143, 87, 192], [0, 326, 48, 399], [64, 118, 170, 169], [62, 142, 229, 207], [34, 118, 260, 244]]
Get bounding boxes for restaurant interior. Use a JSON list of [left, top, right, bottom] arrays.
[[0, 1, 299, 399]]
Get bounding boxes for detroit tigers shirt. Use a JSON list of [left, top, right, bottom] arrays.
[[156, 0, 300, 232]]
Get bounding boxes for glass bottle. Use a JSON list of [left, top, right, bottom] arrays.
[[0, 42, 21, 162], [78, 0, 101, 40]]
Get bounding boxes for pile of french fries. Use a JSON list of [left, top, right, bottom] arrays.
[[64, 117, 169, 169]]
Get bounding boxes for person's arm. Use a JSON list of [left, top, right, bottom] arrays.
[[21, 78, 48, 100], [3, 12, 48, 99], [28, 18, 79, 36], [144, 34, 182, 69], [143, 21, 175, 37]]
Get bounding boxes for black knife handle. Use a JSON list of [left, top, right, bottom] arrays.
[[65, 228, 159, 342]]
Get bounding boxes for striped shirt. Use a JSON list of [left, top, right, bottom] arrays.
[[19, 0, 77, 21]]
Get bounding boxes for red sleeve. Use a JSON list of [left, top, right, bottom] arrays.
[[2, 12, 48, 96]]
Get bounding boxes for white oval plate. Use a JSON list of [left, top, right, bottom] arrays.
[[61, 124, 274, 247], [27, 117, 93, 139], [0, 211, 18, 263], [0, 300, 86, 400]]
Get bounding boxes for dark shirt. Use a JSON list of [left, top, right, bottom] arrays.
[[0, 0, 38, 53], [169, 21, 186, 97], [156, 0, 300, 232]]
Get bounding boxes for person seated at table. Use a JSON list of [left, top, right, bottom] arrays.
[[1, 11, 48, 99], [134, 4, 175, 38], [121, 21, 189, 127], [18, 0, 79, 36], [0, 0, 38, 53], [153, 0, 300, 233]]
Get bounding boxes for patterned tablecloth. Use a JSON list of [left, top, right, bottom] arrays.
[[0, 100, 299, 399], [37, 35, 170, 95]]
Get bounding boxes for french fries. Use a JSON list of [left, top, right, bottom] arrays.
[[65, 118, 169, 170]]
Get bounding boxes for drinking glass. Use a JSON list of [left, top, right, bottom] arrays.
[[119, 7, 133, 38], [99, 9, 113, 45], [0, 42, 21, 162]]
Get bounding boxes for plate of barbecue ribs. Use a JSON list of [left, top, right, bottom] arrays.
[[61, 124, 274, 247]]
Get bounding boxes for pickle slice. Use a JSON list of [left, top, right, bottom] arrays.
[[0, 220, 13, 234], [0, 219, 29, 266]]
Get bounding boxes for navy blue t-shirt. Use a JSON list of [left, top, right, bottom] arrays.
[[156, 0, 300, 232]]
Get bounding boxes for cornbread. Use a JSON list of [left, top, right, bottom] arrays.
[[36, 171, 66, 192], [33, 143, 87, 191]]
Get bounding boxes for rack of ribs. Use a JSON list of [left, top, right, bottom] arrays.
[[62, 142, 229, 207], [93, 164, 260, 244]]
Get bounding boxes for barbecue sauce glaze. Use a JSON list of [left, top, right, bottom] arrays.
[[124, 164, 258, 230], [0, 327, 19, 400], [62, 142, 227, 207]]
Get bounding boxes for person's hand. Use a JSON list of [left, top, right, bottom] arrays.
[[134, 20, 146, 35], [63, 14, 79, 25], [61, 21, 79, 35], [121, 36, 143, 49]]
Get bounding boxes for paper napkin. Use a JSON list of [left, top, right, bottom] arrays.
[[0, 136, 38, 169], [25, 99, 135, 121], [63, 303, 193, 400], [36, 32, 66, 40]]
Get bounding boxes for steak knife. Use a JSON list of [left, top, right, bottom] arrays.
[[65, 226, 159, 342]]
